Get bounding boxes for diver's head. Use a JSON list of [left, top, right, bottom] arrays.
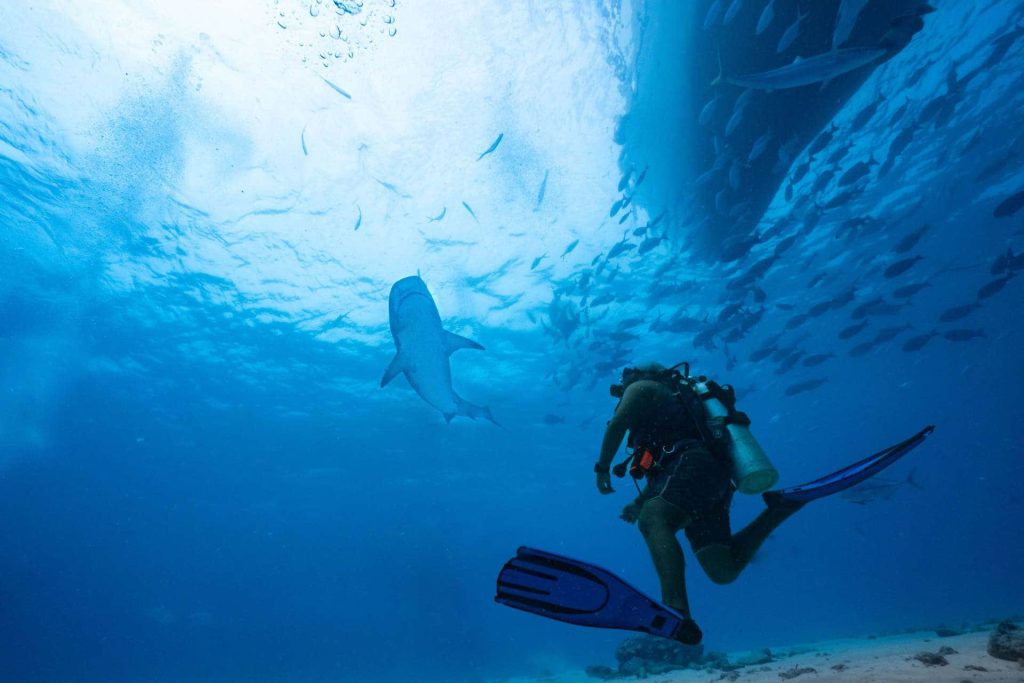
[[610, 361, 667, 397]]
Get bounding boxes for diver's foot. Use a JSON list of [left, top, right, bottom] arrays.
[[673, 617, 703, 646], [762, 490, 807, 514]]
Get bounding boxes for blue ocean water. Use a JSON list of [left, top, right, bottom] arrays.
[[1, 1, 1023, 681]]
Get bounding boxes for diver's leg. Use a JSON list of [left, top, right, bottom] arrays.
[[637, 497, 691, 615], [695, 500, 803, 584]]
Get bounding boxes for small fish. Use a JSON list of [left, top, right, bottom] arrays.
[[462, 201, 479, 222], [617, 169, 632, 192], [354, 205, 362, 231], [610, 198, 624, 218], [841, 471, 921, 504], [301, 125, 309, 156], [883, 255, 923, 279], [850, 96, 882, 132], [723, 0, 744, 24], [321, 77, 352, 100], [974, 151, 1018, 184], [542, 414, 566, 425], [535, 170, 549, 210], [590, 293, 615, 307], [774, 234, 799, 256], [943, 329, 985, 342], [784, 378, 828, 396], [635, 167, 648, 187], [807, 300, 834, 318], [756, 0, 775, 35], [892, 282, 930, 299], [993, 189, 1024, 218], [748, 131, 774, 162], [809, 123, 838, 158], [893, 224, 929, 254], [699, 96, 719, 126], [638, 235, 665, 255], [832, 0, 870, 49], [990, 248, 1015, 275], [820, 186, 862, 210], [591, 253, 603, 266], [725, 104, 747, 137], [838, 157, 876, 187], [901, 331, 937, 352], [561, 239, 580, 259], [848, 340, 875, 357], [976, 275, 1013, 300], [776, 9, 809, 54], [871, 324, 910, 344], [802, 353, 835, 367], [633, 226, 648, 237], [838, 322, 868, 342], [938, 302, 981, 323], [375, 178, 411, 198], [749, 345, 777, 362], [428, 207, 447, 222], [649, 211, 667, 228], [477, 133, 504, 161], [607, 241, 635, 259], [618, 211, 631, 225], [704, 0, 724, 29], [785, 313, 809, 330]]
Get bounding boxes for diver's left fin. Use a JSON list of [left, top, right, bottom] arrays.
[[444, 330, 485, 355], [380, 353, 405, 387]]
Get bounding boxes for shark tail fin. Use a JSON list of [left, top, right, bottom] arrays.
[[443, 330, 485, 355], [456, 396, 503, 428], [906, 468, 924, 491], [381, 353, 405, 387]]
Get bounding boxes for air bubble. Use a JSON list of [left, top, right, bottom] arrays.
[[388, 27, 397, 37], [310, 4, 319, 16]]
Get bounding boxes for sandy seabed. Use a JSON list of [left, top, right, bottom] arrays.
[[500, 629, 1024, 683]]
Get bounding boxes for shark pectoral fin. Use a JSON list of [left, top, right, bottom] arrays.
[[380, 353, 405, 387], [443, 412, 456, 424], [443, 330, 485, 355]]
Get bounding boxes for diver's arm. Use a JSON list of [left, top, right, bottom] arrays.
[[597, 412, 630, 471], [596, 381, 652, 469]]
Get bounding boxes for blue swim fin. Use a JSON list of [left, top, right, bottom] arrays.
[[495, 546, 702, 644], [767, 425, 935, 505]]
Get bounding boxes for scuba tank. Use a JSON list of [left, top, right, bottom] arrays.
[[692, 378, 779, 494]]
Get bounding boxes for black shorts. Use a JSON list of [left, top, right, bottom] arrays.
[[643, 445, 735, 552]]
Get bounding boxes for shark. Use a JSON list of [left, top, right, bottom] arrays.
[[381, 276, 496, 424]]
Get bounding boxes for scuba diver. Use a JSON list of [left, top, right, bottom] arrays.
[[593, 361, 793, 644], [495, 361, 933, 646]]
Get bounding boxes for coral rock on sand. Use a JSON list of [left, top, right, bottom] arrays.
[[584, 664, 617, 680], [911, 651, 949, 666], [612, 634, 703, 677], [778, 666, 817, 679], [987, 620, 1024, 662]]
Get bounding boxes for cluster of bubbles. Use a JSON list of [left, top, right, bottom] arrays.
[[272, 0, 398, 67]]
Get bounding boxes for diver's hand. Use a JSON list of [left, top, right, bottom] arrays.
[[596, 472, 615, 494], [620, 502, 642, 524]]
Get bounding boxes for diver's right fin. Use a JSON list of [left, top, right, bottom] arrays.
[[766, 425, 935, 505]]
